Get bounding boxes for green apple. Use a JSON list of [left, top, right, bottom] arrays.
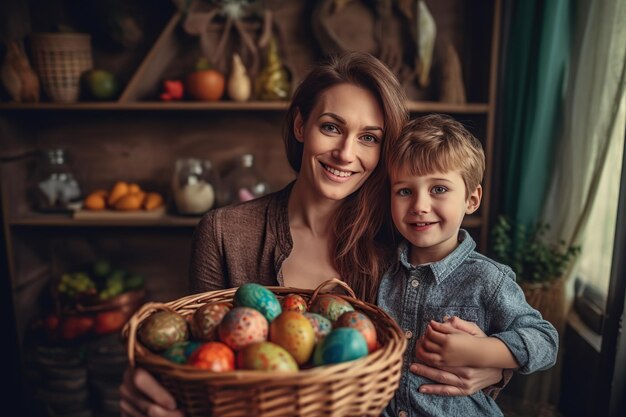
[[83, 69, 119, 100]]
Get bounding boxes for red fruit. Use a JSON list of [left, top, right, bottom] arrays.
[[94, 310, 128, 334], [186, 69, 225, 101], [61, 315, 94, 339], [160, 80, 184, 101]]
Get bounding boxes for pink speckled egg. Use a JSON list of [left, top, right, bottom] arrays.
[[280, 293, 308, 313], [335, 311, 377, 352], [218, 307, 268, 351], [237, 341, 298, 371], [269, 311, 315, 365], [303, 312, 332, 343], [309, 294, 354, 322]]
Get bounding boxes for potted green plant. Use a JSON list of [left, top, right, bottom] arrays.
[[491, 216, 581, 330]]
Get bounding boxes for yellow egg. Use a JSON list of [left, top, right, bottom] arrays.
[[236, 341, 298, 371], [269, 311, 315, 365]]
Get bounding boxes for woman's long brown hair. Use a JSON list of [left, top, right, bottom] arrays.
[[283, 52, 408, 302]]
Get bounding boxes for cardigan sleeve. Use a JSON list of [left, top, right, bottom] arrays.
[[189, 209, 228, 293]]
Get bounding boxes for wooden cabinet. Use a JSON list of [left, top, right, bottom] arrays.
[[1, 0, 500, 412]]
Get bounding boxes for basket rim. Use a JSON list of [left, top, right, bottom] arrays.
[[122, 281, 407, 381]]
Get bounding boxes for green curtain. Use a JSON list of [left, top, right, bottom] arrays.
[[501, 0, 572, 227]]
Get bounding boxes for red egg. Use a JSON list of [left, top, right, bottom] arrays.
[[281, 293, 308, 313], [218, 306, 268, 350], [335, 311, 377, 352], [188, 341, 235, 372]]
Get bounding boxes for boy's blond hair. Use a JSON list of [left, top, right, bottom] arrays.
[[386, 114, 485, 197]]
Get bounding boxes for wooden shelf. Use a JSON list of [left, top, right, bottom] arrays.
[[0, 100, 489, 113], [8, 212, 481, 229], [10, 213, 201, 227]]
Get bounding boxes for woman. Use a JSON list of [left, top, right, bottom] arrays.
[[120, 52, 505, 417]]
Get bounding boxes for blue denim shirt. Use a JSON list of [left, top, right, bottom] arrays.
[[377, 230, 559, 417]]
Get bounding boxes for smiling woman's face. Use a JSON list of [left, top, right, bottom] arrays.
[[294, 83, 385, 202]]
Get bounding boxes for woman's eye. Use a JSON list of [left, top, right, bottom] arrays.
[[361, 134, 379, 144], [432, 186, 448, 194], [321, 123, 339, 134]]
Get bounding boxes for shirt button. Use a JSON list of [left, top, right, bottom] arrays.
[[405, 330, 413, 339], [399, 411, 408, 417], [410, 279, 419, 288]]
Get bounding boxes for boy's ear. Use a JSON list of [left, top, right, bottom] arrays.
[[465, 185, 482, 214], [294, 109, 305, 142]]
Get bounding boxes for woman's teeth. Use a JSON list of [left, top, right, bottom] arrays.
[[323, 163, 352, 177]]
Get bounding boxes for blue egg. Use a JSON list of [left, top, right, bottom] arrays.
[[234, 283, 282, 322], [162, 341, 202, 364], [313, 327, 369, 366]]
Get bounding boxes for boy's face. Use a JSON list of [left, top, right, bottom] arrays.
[[390, 168, 482, 265]]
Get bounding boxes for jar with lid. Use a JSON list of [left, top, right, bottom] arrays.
[[33, 148, 82, 212], [172, 158, 219, 215], [221, 153, 270, 205]]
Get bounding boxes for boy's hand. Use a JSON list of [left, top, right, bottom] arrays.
[[416, 320, 483, 367]]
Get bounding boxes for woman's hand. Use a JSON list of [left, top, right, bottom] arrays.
[[119, 367, 185, 417], [409, 316, 503, 396]]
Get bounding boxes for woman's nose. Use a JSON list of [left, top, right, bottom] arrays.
[[332, 137, 356, 162]]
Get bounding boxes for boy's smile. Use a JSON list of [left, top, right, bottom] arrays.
[[390, 168, 481, 265]]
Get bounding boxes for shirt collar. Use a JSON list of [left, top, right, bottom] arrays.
[[396, 229, 476, 284]]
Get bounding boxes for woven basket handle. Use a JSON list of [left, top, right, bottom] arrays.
[[123, 302, 177, 367], [310, 278, 357, 302]]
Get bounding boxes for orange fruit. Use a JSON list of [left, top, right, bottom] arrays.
[[107, 181, 129, 207], [84, 192, 107, 210], [144, 192, 164, 210], [113, 193, 143, 211]]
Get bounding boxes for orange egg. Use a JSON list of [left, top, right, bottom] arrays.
[[218, 307, 268, 350], [335, 311, 377, 352], [188, 342, 234, 372], [309, 294, 354, 322]]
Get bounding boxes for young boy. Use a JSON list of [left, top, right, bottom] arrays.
[[378, 114, 558, 417]]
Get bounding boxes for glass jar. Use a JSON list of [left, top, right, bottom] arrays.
[[33, 148, 82, 212], [172, 158, 219, 215], [221, 153, 270, 205]]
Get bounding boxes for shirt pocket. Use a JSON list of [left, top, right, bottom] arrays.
[[423, 306, 479, 323]]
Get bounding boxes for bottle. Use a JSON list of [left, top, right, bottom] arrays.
[[33, 148, 82, 212], [222, 153, 270, 205], [172, 158, 219, 215]]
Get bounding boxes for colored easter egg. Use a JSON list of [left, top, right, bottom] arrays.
[[335, 311, 377, 352], [188, 342, 235, 372], [309, 294, 354, 322], [234, 283, 282, 322], [269, 311, 315, 365], [281, 293, 308, 313], [237, 341, 298, 371], [190, 302, 231, 341], [303, 312, 333, 343], [313, 327, 368, 366], [138, 311, 189, 352], [218, 306, 268, 350], [162, 340, 202, 364]]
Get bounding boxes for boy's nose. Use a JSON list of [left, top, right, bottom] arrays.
[[332, 137, 356, 162], [410, 196, 431, 214]]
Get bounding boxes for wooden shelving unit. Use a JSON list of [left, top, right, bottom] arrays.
[[0, 2, 501, 413]]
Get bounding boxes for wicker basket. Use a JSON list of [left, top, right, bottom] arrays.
[[123, 279, 407, 417], [30, 33, 93, 103]]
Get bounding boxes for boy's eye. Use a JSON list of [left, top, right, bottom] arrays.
[[431, 186, 448, 194], [321, 123, 339, 134], [397, 188, 412, 196]]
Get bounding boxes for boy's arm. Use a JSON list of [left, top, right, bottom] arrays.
[[487, 269, 559, 374], [416, 320, 520, 369]]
